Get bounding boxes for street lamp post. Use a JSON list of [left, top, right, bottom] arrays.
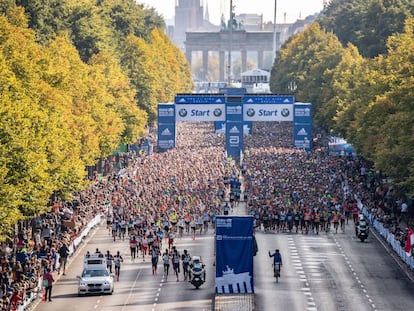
[[272, 0, 277, 57], [228, 0, 233, 84]]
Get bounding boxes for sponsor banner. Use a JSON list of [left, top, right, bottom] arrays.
[[175, 95, 225, 104], [243, 121, 252, 135], [215, 121, 226, 133], [225, 102, 243, 159], [242, 95, 294, 104], [157, 104, 176, 123], [175, 103, 226, 121], [157, 104, 176, 150], [215, 216, 254, 294], [226, 103, 243, 122], [293, 103, 312, 151], [215, 121, 251, 135], [293, 102, 312, 122], [243, 103, 293, 121], [157, 123, 176, 149]]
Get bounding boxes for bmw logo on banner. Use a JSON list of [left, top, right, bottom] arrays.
[[157, 93, 313, 154], [174, 95, 226, 122]]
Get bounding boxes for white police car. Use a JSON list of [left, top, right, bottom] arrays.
[[77, 253, 114, 296]]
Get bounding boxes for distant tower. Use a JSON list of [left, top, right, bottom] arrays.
[[174, 0, 204, 49]]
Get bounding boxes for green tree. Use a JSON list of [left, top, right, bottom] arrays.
[[98, 0, 164, 41], [14, 0, 71, 43], [120, 34, 159, 124], [87, 51, 148, 145], [148, 28, 193, 102], [0, 14, 56, 222], [358, 18, 414, 193], [270, 23, 344, 129], [319, 0, 414, 58], [329, 43, 372, 141], [66, 0, 115, 62]]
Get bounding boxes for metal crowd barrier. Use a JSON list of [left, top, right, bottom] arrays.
[[360, 204, 414, 272], [20, 214, 102, 310]]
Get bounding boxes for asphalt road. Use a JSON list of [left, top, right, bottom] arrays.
[[32, 209, 414, 311]]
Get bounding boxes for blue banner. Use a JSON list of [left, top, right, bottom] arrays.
[[225, 102, 243, 159], [175, 103, 225, 121], [157, 104, 176, 150], [242, 95, 294, 104], [293, 103, 312, 151], [175, 95, 225, 104], [216, 121, 251, 135], [215, 216, 254, 294]]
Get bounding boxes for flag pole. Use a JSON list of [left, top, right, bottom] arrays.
[[272, 0, 277, 57]]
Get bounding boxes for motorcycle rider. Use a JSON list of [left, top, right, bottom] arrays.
[[355, 214, 368, 237], [269, 249, 283, 277], [189, 256, 206, 282]]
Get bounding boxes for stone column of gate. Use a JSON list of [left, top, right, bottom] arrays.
[[219, 50, 225, 82], [202, 49, 209, 81], [257, 50, 264, 70], [241, 50, 247, 73], [185, 47, 192, 70]]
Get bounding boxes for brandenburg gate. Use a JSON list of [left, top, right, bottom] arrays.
[[185, 30, 277, 81]]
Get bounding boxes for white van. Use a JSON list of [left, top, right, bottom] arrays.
[[83, 252, 107, 269], [78, 252, 114, 296]]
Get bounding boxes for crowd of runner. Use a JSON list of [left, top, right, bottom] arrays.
[[0, 121, 412, 310]]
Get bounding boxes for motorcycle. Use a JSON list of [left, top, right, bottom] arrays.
[[189, 256, 206, 289], [357, 223, 369, 242]]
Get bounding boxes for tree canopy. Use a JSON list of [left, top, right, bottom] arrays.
[[271, 6, 414, 196], [0, 1, 192, 239], [318, 0, 414, 58]]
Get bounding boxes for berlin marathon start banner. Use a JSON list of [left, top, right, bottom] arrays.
[[215, 216, 254, 294]]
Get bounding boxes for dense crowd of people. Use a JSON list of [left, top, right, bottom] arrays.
[[0, 120, 412, 310]]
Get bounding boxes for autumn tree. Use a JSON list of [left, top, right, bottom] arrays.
[[270, 23, 344, 130], [319, 0, 414, 58], [356, 18, 414, 193]]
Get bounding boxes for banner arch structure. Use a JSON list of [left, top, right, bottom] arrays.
[[157, 93, 312, 158]]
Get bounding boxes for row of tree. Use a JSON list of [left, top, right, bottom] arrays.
[[0, 1, 193, 239], [270, 0, 414, 196]]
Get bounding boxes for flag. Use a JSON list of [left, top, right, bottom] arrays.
[[405, 228, 414, 256]]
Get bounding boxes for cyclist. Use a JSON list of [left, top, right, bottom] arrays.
[[268, 249, 283, 277]]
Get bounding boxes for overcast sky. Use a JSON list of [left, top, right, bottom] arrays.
[[136, 0, 325, 25]]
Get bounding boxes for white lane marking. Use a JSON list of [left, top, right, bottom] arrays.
[[120, 259, 144, 311]]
